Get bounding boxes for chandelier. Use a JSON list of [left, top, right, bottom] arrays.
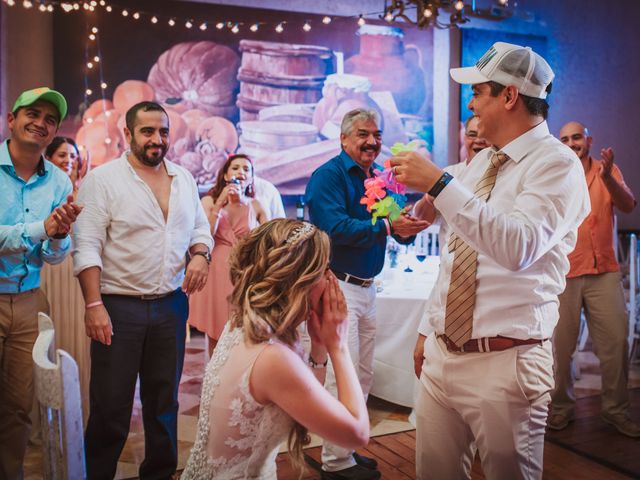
[[381, 0, 513, 29]]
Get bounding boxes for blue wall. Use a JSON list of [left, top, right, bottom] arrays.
[[460, 29, 547, 122]]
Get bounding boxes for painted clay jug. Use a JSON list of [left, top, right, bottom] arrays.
[[345, 25, 426, 115]]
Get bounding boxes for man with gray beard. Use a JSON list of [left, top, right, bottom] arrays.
[[73, 101, 213, 479]]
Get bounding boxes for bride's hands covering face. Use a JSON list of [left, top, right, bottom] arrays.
[[308, 271, 348, 352]]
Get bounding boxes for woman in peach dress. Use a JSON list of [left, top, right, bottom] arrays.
[[39, 137, 90, 422], [189, 154, 267, 356]]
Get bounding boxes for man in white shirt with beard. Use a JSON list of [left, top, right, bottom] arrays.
[[74, 101, 213, 480]]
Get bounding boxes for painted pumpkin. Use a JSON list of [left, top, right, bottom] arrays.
[[113, 80, 155, 115], [147, 41, 240, 120]]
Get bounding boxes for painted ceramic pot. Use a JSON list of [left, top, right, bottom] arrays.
[[345, 25, 426, 114]]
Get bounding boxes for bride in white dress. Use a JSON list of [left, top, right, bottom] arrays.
[[182, 219, 370, 479]]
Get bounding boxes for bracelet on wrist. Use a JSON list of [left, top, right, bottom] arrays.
[[309, 355, 328, 369], [85, 300, 103, 309]]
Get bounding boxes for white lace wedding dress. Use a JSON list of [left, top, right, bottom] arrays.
[[182, 324, 296, 479]]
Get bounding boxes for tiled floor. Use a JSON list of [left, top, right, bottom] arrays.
[[23, 332, 640, 479]]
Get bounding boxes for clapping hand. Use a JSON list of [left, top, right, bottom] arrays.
[[600, 147, 615, 180], [44, 194, 83, 238]]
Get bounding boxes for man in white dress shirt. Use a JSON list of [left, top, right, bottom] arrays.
[[391, 42, 590, 479], [73, 101, 213, 479], [253, 175, 285, 219]]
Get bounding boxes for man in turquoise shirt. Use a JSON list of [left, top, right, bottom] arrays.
[[0, 87, 82, 480]]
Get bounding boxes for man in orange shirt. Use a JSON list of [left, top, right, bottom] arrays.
[[549, 121, 638, 436]]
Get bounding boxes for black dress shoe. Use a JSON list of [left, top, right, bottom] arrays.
[[353, 452, 378, 470], [320, 464, 381, 480]]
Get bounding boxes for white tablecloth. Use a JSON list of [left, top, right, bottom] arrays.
[[370, 256, 438, 407]]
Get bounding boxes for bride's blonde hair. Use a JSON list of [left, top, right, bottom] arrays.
[[228, 218, 330, 470]]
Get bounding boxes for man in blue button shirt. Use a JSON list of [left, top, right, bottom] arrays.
[[306, 108, 429, 480], [0, 87, 82, 479]]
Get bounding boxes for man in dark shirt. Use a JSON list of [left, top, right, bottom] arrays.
[[306, 108, 428, 480]]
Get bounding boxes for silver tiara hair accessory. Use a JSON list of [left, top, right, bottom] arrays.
[[286, 223, 315, 245]]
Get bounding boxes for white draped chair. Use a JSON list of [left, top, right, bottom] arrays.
[[32, 312, 86, 480], [628, 234, 639, 361]]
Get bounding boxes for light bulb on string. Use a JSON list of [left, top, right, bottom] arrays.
[[91, 26, 98, 33], [303, 21, 311, 32], [275, 22, 284, 33], [99, 0, 105, 5], [23, 1, 33, 9], [454, 1, 465, 11], [73, 3, 80, 10], [132, 12, 140, 20], [322, 16, 331, 24], [101, 82, 108, 89], [168, 18, 175, 26], [93, 55, 100, 62], [231, 23, 239, 34], [121, 9, 128, 16], [151, 16, 158, 24], [90, 0, 96, 5], [83, 3, 89, 10], [357, 15, 366, 26], [249, 23, 259, 32], [385, 11, 394, 22], [216, 21, 225, 29], [105, 5, 111, 12], [89, 33, 96, 40], [185, 20, 193, 29], [87, 62, 94, 69], [423, 8, 433, 18], [86, 88, 93, 95], [47, 4, 53, 11], [199, 22, 207, 31], [6, 0, 15, 6], [61, 3, 72, 12]]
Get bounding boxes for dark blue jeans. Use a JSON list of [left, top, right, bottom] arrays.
[[84, 289, 188, 480]]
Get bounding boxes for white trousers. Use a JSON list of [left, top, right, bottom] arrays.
[[322, 281, 377, 472], [416, 335, 554, 480]]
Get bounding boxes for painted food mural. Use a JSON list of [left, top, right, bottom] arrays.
[[75, 25, 431, 194]]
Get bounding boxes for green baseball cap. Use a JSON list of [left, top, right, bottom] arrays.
[[12, 87, 68, 123]]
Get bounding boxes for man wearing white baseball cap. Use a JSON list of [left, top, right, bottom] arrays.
[[392, 42, 591, 478]]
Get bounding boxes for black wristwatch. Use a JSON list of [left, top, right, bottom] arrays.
[[428, 172, 453, 198], [191, 250, 211, 264]]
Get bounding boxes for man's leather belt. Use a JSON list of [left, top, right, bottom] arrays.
[[137, 291, 175, 300], [331, 270, 374, 288], [106, 289, 179, 301], [439, 334, 547, 353]]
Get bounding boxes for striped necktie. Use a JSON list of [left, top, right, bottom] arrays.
[[444, 151, 509, 347]]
